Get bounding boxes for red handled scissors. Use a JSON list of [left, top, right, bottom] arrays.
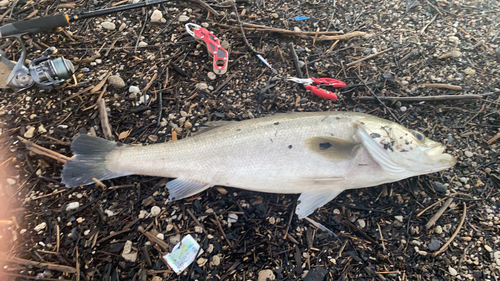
[[287, 77, 346, 100]]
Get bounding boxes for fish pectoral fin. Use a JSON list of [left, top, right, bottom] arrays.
[[305, 136, 361, 160], [355, 123, 407, 175], [166, 178, 213, 202], [290, 177, 344, 186], [295, 189, 343, 219]]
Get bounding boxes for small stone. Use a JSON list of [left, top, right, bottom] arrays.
[[484, 245, 492, 252], [428, 238, 441, 251], [435, 225, 443, 234], [197, 257, 208, 266], [108, 75, 126, 89], [150, 206, 161, 216], [201, 22, 209, 28], [119, 23, 127, 31], [139, 210, 148, 219], [207, 72, 216, 80], [449, 266, 458, 276], [462, 236, 472, 241], [449, 36, 459, 42], [258, 269, 276, 281], [357, 219, 366, 228], [105, 209, 115, 217], [212, 255, 221, 266], [433, 182, 448, 193], [451, 50, 462, 57], [293, 26, 301, 32], [150, 10, 163, 23], [6, 178, 16, 185], [152, 276, 162, 281], [271, 13, 279, 19], [169, 234, 181, 245], [464, 67, 476, 75], [184, 121, 192, 130], [129, 85, 140, 93], [464, 151, 473, 158], [24, 126, 35, 138], [228, 213, 238, 224], [129, 93, 137, 99], [122, 251, 137, 262], [221, 40, 230, 50], [298, 60, 305, 68], [138, 41, 148, 48], [0, 0, 10, 7], [34, 222, 47, 232], [101, 21, 116, 30], [122, 241, 132, 254], [198, 82, 208, 91], [207, 244, 214, 253], [394, 215, 403, 223], [178, 15, 190, 22], [166, 224, 173, 231], [268, 217, 276, 225], [418, 250, 428, 256], [194, 226, 203, 233], [400, 106, 407, 112], [66, 202, 80, 211], [38, 124, 47, 134], [157, 233, 164, 240]]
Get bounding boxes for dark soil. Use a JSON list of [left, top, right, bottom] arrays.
[[0, 0, 499, 280]]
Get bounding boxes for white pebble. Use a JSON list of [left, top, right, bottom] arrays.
[[394, 215, 403, 223], [6, 178, 16, 185], [157, 233, 164, 240], [34, 222, 47, 232], [207, 72, 216, 80], [105, 210, 115, 217], [448, 266, 458, 276], [464, 151, 473, 158], [138, 41, 148, 48], [150, 206, 161, 216], [24, 126, 35, 138], [123, 240, 132, 254], [178, 15, 190, 22], [150, 10, 163, 23], [66, 202, 80, 211], [129, 85, 140, 93], [197, 257, 208, 266], [195, 226, 203, 233], [101, 21, 116, 30]]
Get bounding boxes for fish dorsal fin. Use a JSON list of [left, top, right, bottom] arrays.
[[295, 189, 344, 218], [166, 178, 213, 202], [192, 121, 236, 136], [305, 136, 361, 160], [355, 122, 407, 175]]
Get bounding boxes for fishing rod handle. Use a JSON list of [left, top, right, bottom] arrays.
[[0, 14, 69, 38]]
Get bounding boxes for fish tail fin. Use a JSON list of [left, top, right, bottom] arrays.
[[61, 134, 130, 187]]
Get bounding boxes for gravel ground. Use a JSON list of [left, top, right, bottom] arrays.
[[0, 0, 499, 280]]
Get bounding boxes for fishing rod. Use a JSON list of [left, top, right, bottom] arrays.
[[0, 0, 169, 91]]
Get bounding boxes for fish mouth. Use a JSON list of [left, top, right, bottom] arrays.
[[423, 145, 457, 171]]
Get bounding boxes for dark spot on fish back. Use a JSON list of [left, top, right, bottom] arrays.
[[274, 122, 279, 125], [288, 145, 293, 149], [236, 129, 241, 131], [116, 142, 124, 147], [319, 142, 332, 150], [370, 133, 381, 138]]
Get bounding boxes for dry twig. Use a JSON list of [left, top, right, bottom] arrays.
[[0, 255, 77, 273], [423, 83, 462, 91], [17, 136, 71, 163], [358, 93, 492, 102], [425, 197, 453, 229], [346, 47, 394, 67], [433, 202, 467, 256], [97, 99, 112, 140]]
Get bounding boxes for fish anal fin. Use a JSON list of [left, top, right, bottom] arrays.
[[192, 121, 236, 136], [166, 178, 212, 202], [305, 136, 360, 160], [295, 189, 343, 219]]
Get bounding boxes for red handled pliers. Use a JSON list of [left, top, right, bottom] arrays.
[[287, 77, 346, 100]]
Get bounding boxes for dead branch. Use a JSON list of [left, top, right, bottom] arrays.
[[0, 255, 77, 273], [433, 202, 467, 256], [425, 197, 453, 229], [17, 136, 71, 163], [316, 31, 368, 41], [358, 93, 492, 102], [346, 47, 394, 67], [423, 83, 462, 91]]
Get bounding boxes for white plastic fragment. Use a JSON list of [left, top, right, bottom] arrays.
[[164, 234, 201, 274]]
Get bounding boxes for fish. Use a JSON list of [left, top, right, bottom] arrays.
[[62, 111, 456, 220]]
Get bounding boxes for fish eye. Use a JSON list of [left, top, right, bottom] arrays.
[[412, 131, 425, 141]]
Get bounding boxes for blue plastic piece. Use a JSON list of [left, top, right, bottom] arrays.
[[294, 16, 310, 21]]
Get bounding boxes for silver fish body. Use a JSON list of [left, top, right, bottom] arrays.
[[62, 111, 456, 218]]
